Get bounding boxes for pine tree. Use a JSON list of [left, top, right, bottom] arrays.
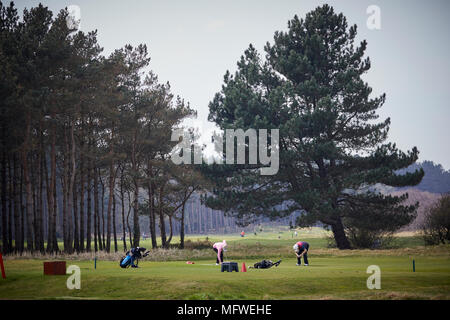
[[206, 5, 424, 249]]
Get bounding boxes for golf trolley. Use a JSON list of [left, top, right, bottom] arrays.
[[250, 259, 282, 269], [119, 247, 150, 268]]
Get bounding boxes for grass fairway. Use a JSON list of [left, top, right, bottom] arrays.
[[1, 253, 449, 300], [1, 229, 449, 299]]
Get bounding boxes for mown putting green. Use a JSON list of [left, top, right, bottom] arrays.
[[1, 254, 449, 300]]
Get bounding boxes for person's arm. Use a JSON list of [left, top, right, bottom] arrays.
[[299, 249, 308, 257]]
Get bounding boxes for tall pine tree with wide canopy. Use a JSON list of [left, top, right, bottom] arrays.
[[206, 5, 424, 249]]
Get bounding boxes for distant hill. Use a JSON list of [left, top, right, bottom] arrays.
[[391, 161, 449, 230], [396, 160, 450, 194]]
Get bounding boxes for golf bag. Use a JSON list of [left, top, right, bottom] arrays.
[[252, 259, 282, 269], [120, 247, 149, 268]]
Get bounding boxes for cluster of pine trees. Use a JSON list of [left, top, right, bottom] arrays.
[[0, 2, 210, 254], [1, 3, 433, 253]]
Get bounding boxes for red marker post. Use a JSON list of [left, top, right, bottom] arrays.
[[0, 253, 6, 279]]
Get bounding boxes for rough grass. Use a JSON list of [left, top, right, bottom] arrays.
[[1, 227, 429, 261]]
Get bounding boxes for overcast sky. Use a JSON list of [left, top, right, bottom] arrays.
[[14, 0, 450, 169]]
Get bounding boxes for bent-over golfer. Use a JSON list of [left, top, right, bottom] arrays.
[[293, 241, 309, 266], [213, 240, 227, 265]]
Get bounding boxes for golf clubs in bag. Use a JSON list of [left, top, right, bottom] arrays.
[[120, 247, 150, 268], [251, 259, 282, 269]]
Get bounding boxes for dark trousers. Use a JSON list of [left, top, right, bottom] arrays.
[[297, 251, 309, 265], [213, 248, 224, 263], [297, 243, 309, 265]]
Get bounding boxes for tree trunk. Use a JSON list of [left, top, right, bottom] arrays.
[[73, 178, 79, 253], [7, 156, 13, 252], [22, 145, 34, 252], [79, 151, 85, 252], [86, 152, 92, 252], [45, 121, 58, 253], [331, 216, 351, 249], [147, 177, 157, 249], [113, 190, 118, 252], [44, 148, 53, 253], [1, 139, 9, 254], [150, 191, 157, 248], [179, 201, 186, 249], [132, 176, 140, 247], [94, 167, 100, 251], [101, 175, 105, 249], [20, 164, 25, 253], [188, 200, 193, 234], [93, 187, 98, 253], [67, 122, 77, 254], [166, 215, 173, 246], [61, 141, 68, 252], [37, 139, 44, 253], [62, 125, 75, 254], [197, 198, 201, 234], [32, 156, 37, 249], [158, 185, 166, 248], [119, 167, 127, 251], [126, 190, 133, 248], [105, 159, 115, 253], [52, 155, 58, 253], [131, 124, 140, 247]]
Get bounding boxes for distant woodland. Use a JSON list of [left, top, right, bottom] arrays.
[[393, 161, 450, 231], [396, 161, 450, 194]]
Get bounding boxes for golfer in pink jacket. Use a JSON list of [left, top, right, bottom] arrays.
[[213, 240, 227, 265]]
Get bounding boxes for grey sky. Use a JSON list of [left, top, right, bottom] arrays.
[[15, 0, 450, 169]]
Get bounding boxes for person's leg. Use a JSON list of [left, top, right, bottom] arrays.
[[220, 250, 224, 263], [304, 243, 309, 265], [213, 248, 219, 264], [303, 253, 309, 265], [297, 251, 301, 265]]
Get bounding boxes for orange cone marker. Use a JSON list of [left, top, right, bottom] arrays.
[[241, 262, 247, 272]]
